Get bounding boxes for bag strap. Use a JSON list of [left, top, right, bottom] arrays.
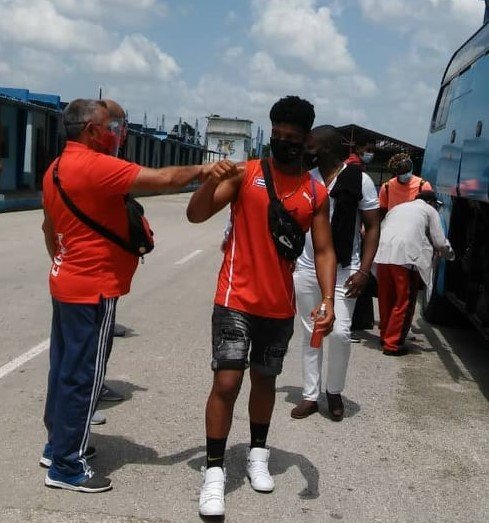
[[261, 158, 279, 202], [419, 179, 425, 192], [52, 157, 133, 254]]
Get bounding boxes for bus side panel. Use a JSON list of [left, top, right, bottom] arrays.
[[457, 54, 489, 202]]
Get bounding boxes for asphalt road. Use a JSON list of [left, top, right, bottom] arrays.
[[0, 194, 488, 523]]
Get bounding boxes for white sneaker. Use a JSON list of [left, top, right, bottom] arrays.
[[246, 447, 274, 492], [90, 411, 106, 425], [199, 466, 226, 517]]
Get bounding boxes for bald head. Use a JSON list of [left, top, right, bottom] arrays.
[[104, 99, 125, 120], [310, 125, 350, 168]]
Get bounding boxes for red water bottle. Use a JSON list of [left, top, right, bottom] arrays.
[[310, 303, 327, 349]]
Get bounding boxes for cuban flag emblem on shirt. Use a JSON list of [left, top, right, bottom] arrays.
[[253, 177, 266, 188]]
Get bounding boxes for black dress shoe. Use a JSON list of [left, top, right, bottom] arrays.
[[291, 400, 318, 419], [383, 348, 408, 356], [326, 392, 344, 422]]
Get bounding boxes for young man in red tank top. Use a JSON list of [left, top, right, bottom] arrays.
[[187, 96, 337, 517]]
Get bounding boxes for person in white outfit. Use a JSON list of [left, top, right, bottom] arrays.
[[374, 191, 454, 355], [291, 125, 380, 421]]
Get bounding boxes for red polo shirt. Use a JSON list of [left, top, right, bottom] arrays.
[[215, 159, 328, 318], [42, 141, 141, 304]]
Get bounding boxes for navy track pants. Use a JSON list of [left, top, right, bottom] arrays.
[[43, 297, 117, 483]]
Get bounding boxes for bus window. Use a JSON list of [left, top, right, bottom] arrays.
[[443, 23, 489, 85], [431, 83, 452, 132]]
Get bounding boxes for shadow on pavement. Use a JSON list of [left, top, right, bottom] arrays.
[[276, 385, 361, 420], [186, 443, 319, 500], [96, 380, 148, 411], [91, 438, 319, 500], [418, 317, 489, 401], [113, 323, 138, 338]]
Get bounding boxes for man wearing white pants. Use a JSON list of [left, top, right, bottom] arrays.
[[291, 126, 380, 421]]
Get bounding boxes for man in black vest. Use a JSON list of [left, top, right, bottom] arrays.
[[292, 125, 380, 421]]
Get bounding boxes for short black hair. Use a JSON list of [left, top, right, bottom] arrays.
[[269, 95, 315, 133], [416, 190, 437, 203]]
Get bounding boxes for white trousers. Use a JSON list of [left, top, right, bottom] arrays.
[[294, 266, 357, 399]]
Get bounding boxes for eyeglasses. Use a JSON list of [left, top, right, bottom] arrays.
[[65, 120, 90, 127], [66, 120, 124, 130]]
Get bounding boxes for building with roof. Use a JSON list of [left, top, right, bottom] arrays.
[[0, 87, 223, 211], [0, 88, 62, 202], [205, 116, 253, 162], [336, 124, 425, 186]]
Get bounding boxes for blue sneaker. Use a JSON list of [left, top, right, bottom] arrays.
[[40, 446, 96, 469], [45, 470, 112, 493]]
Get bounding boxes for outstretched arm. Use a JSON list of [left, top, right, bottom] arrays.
[[129, 160, 237, 192], [186, 163, 245, 223]]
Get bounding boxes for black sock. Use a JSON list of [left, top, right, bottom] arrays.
[[250, 422, 270, 448], [206, 437, 227, 469]]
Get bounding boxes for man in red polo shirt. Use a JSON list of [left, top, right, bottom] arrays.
[[41, 98, 235, 493], [187, 96, 337, 517]]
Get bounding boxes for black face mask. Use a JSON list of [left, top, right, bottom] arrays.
[[270, 138, 303, 165]]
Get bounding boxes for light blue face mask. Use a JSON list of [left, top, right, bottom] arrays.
[[398, 170, 413, 183], [361, 152, 374, 164]]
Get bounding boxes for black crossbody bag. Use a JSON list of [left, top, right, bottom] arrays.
[[261, 159, 306, 261], [52, 158, 154, 258]]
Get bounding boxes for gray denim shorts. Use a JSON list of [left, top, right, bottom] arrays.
[[211, 305, 294, 376]]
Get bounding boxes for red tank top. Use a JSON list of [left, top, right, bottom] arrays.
[[214, 159, 328, 318]]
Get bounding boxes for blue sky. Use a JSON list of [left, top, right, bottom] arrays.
[[0, 0, 485, 146]]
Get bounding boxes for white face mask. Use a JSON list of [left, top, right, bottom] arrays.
[[397, 171, 413, 183], [361, 152, 374, 164]]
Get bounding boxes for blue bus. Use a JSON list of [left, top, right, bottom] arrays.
[[421, 2, 489, 339]]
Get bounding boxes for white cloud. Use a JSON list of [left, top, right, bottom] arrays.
[[0, 0, 484, 148], [359, 0, 482, 31], [251, 0, 355, 73], [0, 61, 11, 76], [355, 0, 485, 144], [51, 0, 168, 24], [358, 0, 411, 21], [222, 46, 245, 64], [0, 0, 112, 53], [248, 52, 306, 92], [87, 34, 181, 81]]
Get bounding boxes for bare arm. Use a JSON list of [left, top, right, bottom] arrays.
[[129, 160, 236, 192], [427, 206, 451, 254], [344, 208, 380, 297], [311, 197, 337, 334], [378, 185, 388, 220], [186, 163, 245, 223], [42, 210, 56, 260]]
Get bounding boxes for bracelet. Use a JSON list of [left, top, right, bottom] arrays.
[[322, 295, 334, 301], [357, 269, 369, 278]]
